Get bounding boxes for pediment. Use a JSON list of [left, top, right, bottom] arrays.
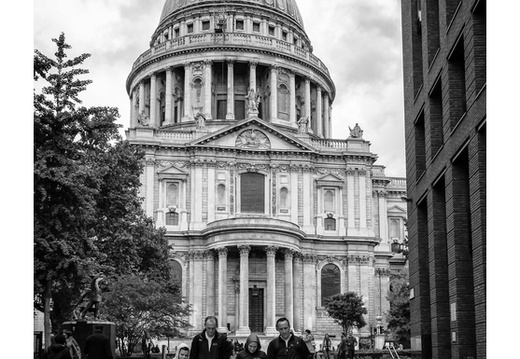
[[157, 165, 189, 179], [388, 205, 406, 214], [190, 117, 315, 152], [316, 173, 344, 182]]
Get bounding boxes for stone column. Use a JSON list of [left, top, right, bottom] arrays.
[[293, 252, 303, 333], [205, 250, 215, 317], [265, 246, 278, 335], [359, 170, 368, 236], [217, 247, 229, 333], [236, 245, 251, 335], [324, 94, 330, 138], [270, 66, 278, 121], [144, 155, 155, 217], [204, 60, 213, 119], [188, 252, 196, 332], [150, 73, 157, 127], [289, 71, 296, 127], [183, 62, 192, 122], [139, 81, 145, 116], [378, 191, 388, 243], [193, 251, 204, 330], [304, 78, 311, 132], [130, 89, 137, 128], [165, 67, 173, 124], [302, 254, 317, 331], [226, 60, 235, 120], [316, 86, 323, 137], [347, 169, 356, 233], [249, 61, 257, 91], [284, 249, 294, 329]]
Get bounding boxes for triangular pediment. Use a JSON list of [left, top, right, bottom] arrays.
[[388, 205, 407, 214], [157, 165, 189, 179], [190, 117, 315, 152], [316, 173, 344, 182]]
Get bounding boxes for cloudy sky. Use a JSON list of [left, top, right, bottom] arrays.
[[33, 0, 405, 177]]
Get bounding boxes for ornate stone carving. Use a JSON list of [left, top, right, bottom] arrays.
[[137, 111, 150, 126], [348, 123, 363, 138], [217, 247, 228, 257], [235, 129, 270, 149], [265, 246, 278, 256], [238, 245, 251, 256]]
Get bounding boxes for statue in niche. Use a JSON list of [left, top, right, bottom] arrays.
[[246, 88, 260, 115], [349, 123, 363, 138], [297, 116, 309, 134]]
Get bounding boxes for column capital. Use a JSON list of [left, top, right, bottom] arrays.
[[303, 253, 317, 263], [293, 251, 303, 262], [270, 64, 280, 71], [217, 247, 229, 257], [238, 245, 251, 256], [249, 60, 258, 68], [265, 245, 278, 256], [283, 248, 295, 259], [204, 59, 213, 66], [204, 249, 216, 260], [183, 61, 192, 69]]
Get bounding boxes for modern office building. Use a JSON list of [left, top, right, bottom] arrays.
[[400, 0, 486, 358], [126, 0, 407, 339]]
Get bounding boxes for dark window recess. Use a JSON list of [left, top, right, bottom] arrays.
[[321, 264, 341, 302], [240, 172, 265, 213], [166, 212, 179, 226], [236, 20, 244, 30], [448, 35, 467, 127], [253, 22, 260, 32], [202, 20, 210, 31], [174, 28, 180, 37], [268, 26, 275, 36], [217, 100, 227, 119], [187, 23, 194, 33], [324, 217, 336, 231], [170, 261, 182, 283], [235, 100, 245, 120], [414, 111, 426, 178]]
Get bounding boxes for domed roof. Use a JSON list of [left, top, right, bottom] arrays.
[[159, 0, 305, 29]]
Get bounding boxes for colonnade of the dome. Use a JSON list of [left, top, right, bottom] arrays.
[[129, 59, 332, 138]]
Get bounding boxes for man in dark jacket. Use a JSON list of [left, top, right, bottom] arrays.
[[45, 334, 72, 359], [84, 326, 113, 359], [267, 318, 311, 359], [190, 316, 232, 359]]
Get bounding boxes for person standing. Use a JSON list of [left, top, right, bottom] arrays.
[[302, 329, 315, 357], [267, 317, 311, 359], [337, 334, 346, 359], [177, 343, 190, 359], [84, 326, 113, 359], [189, 316, 233, 359], [45, 334, 72, 359], [321, 334, 331, 359], [344, 334, 357, 359], [236, 334, 267, 359], [63, 330, 81, 359]]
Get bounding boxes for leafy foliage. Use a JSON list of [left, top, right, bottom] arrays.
[[385, 271, 410, 348], [323, 292, 368, 334], [103, 274, 191, 357], [34, 33, 173, 342]]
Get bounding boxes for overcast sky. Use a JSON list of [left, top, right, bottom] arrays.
[[33, 0, 405, 177]]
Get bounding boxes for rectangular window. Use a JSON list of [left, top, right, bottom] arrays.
[[447, 33, 466, 128], [268, 25, 275, 36], [217, 99, 227, 119], [240, 172, 265, 213], [202, 20, 210, 31], [235, 100, 245, 120], [187, 23, 194, 33], [282, 31, 287, 41], [174, 27, 180, 38], [412, 0, 424, 97], [236, 19, 244, 30], [425, 0, 440, 66], [253, 22, 260, 32], [414, 111, 426, 179], [428, 76, 443, 158]]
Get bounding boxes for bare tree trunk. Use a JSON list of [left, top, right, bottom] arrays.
[[44, 281, 52, 349]]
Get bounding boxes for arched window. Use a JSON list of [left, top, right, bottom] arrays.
[[278, 84, 290, 117], [170, 261, 182, 283], [280, 187, 288, 208], [324, 190, 334, 212], [166, 183, 179, 206], [240, 172, 265, 213], [321, 263, 341, 303], [165, 212, 179, 226]]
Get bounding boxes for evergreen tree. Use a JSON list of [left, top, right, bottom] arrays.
[[323, 292, 368, 334], [34, 33, 171, 345]]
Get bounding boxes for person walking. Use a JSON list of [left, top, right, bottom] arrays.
[[337, 334, 347, 359], [177, 343, 190, 359], [84, 326, 113, 359], [236, 334, 267, 359], [267, 317, 311, 359], [321, 334, 331, 359], [344, 334, 357, 359], [189, 316, 233, 359], [63, 330, 81, 359], [45, 334, 72, 359]]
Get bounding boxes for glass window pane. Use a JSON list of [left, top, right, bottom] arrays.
[[321, 264, 341, 303]]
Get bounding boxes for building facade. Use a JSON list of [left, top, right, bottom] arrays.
[[400, 0, 486, 358], [126, 0, 407, 339]]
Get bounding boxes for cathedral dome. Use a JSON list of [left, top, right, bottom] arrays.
[[159, 0, 305, 29]]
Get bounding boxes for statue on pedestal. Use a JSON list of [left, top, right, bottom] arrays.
[[297, 116, 309, 134], [246, 88, 260, 116], [348, 123, 363, 138], [73, 276, 104, 320]]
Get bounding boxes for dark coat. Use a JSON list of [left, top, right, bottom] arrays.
[[84, 333, 113, 359], [189, 329, 233, 359], [266, 334, 311, 359], [236, 334, 267, 359], [45, 344, 73, 359]]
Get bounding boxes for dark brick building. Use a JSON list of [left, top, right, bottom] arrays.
[[400, 1, 486, 358]]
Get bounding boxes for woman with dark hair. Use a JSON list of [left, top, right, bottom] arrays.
[[45, 334, 72, 359], [321, 334, 331, 359]]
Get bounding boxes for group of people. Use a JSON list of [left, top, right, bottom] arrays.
[[184, 316, 355, 359], [303, 330, 357, 359], [44, 326, 113, 359]]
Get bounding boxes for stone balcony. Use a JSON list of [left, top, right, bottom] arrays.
[[131, 32, 330, 76]]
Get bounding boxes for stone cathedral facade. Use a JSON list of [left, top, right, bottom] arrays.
[[126, 0, 407, 339]]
